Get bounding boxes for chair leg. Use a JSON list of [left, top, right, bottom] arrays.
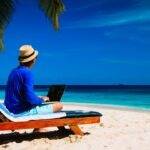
[[69, 125, 84, 136]]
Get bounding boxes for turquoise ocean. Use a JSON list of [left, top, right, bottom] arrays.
[[0, 85, 150, 111]]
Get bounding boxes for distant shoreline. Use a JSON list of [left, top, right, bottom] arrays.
[[1, 84, 150, 90]]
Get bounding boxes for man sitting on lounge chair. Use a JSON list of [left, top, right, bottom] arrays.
[[4, 45, 63, 131]]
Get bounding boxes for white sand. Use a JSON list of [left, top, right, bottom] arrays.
[[0, 104, 150, 150]]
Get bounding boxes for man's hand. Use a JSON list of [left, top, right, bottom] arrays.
[[39, 96, 50, 102]]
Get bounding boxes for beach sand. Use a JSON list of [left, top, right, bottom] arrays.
[[0, 104, 150, 150]]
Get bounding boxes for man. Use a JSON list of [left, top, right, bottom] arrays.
[[4, 45, 63, 117]]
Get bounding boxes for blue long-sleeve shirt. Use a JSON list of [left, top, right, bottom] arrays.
[[4, 65, 44, 114]]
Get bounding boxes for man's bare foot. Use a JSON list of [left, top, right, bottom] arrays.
[[33, 128, 49, 133]]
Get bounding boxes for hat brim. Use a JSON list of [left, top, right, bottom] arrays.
[[19, 50, 38, 63]]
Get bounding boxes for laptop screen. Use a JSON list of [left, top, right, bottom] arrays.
[[47, 85, 66, 102]]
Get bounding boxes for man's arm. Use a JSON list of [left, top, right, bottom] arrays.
[[23, 71, 44, 105]]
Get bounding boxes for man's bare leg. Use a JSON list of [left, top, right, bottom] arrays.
[[33, 103, 63, 133]]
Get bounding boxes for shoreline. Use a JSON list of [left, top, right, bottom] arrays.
[[62, 102, 150, 113], [0, 99, 150, 113]]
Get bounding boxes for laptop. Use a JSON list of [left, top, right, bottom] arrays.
[[46, 84, 66, 103]]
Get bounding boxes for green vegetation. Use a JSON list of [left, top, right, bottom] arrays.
[[0, 0, 65, 50]]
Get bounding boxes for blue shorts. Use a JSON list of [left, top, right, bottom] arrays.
[[21, 104, 53, 116]]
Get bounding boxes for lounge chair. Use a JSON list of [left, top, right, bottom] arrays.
[[0, 103, 102, 136]]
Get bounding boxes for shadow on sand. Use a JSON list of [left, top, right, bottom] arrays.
[[0, 129, 90, 145]]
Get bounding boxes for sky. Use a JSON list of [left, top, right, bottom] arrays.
[[0, 0, 150, 85]]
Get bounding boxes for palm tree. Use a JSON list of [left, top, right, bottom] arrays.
[[0, 0, 65, 50]]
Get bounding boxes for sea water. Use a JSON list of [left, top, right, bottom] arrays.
[[0, 86, 150, 111]]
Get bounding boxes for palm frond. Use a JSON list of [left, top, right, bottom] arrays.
[[39, 0, 65, 30], [0, 0, 14, 50]]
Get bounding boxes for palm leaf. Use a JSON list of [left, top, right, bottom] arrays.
[[39, 0, 65, 30], [0, 0, 14, 50], [0, 0, 65, 50]]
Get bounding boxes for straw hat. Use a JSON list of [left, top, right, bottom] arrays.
[[18, 45, 38, 63]]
